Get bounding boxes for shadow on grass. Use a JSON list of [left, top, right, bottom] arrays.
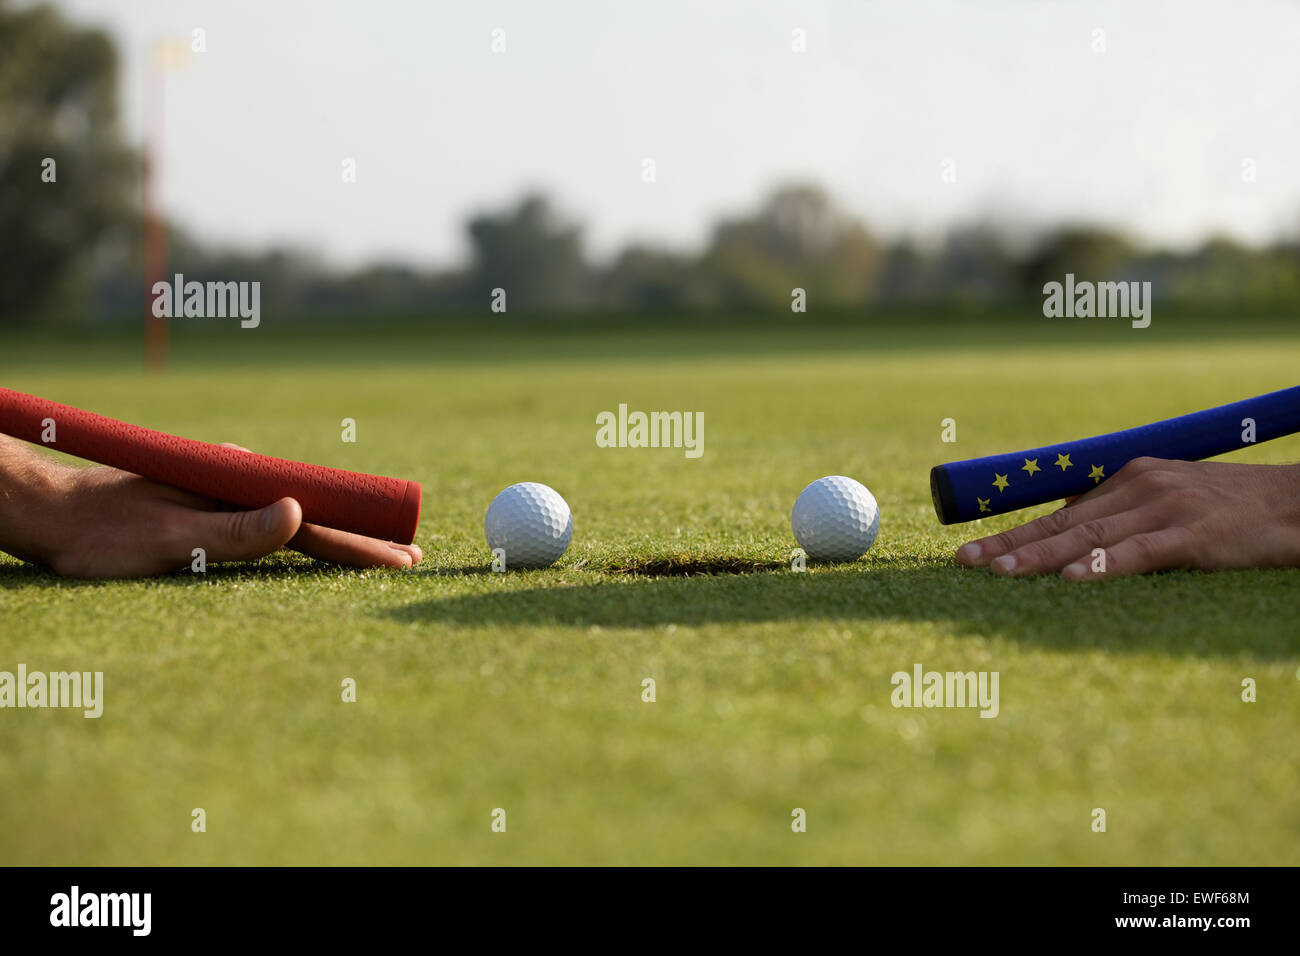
[[381, 561, 1300, 660], [5, 550, 1297, 660], [604, 557, 787, 576], [0, 553, 423, 589]]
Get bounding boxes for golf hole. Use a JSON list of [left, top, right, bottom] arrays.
[[606, 555, 786, 577]]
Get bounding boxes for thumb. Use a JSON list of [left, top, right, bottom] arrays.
[[177, 497, 303, 563]]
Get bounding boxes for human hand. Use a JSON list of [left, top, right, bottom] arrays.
[[954, 457, 1300, 579], [0, 437, 422, 578]]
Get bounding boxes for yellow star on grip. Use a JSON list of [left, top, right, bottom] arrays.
[[1055, 453, 1073, 471], [1022, 458, 1040, 476], [992, 473, 1009, 492], [1088, 464, 1105, 484], [977, 497, 991, 513]]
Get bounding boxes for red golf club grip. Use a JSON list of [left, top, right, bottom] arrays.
[[0, 387, 421, 544]]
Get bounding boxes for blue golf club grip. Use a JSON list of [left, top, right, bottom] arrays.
[[930, 385, 1300, 524]]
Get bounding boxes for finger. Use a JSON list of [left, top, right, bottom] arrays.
[[1062, 526, 1198, 580], [219, 442, 253, 453], [988, 507, 1156, 576], [955, 491, 1129, 567], [170, 496, 303, 563], [288, 522, 422, 569]]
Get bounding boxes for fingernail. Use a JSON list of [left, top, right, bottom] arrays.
[[1062, 562, 1088, 580], [260, 506, 276, 533], [956, 542, 982, 564], [991, 554, 1017, 575]]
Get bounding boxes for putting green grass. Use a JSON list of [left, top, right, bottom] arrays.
[[2, 313, 1298, 865]]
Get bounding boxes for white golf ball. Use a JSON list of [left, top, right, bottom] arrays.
[[484, 482, 573, 568], [791, 475, 880, 562]]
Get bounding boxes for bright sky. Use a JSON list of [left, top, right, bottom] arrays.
[[49, 0, 1300, 267]]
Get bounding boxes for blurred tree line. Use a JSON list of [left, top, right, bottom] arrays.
[[0, 0, 135, 322], [3, 1, 1299, 326], [63, 188, 1300, 322]]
